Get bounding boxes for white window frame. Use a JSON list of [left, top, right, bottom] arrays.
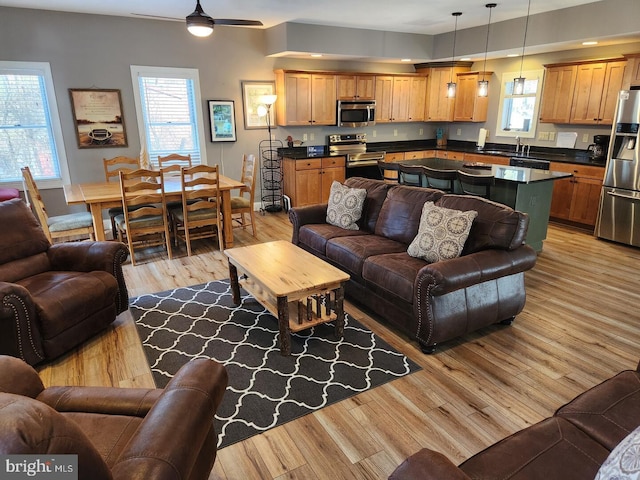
[[130, 65, 207, 167], [0, 61, 70, 189], [495, 69, 544, 139]]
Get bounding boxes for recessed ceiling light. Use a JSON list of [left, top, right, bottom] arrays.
[[507, 54, 519, 57], [310, 53, 323, 57], [582, 41, 598, 45], [459, 57, 471, 61], [401, 58, 412, 62]]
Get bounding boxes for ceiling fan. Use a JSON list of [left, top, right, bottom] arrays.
[[186, 0, 263, 37]]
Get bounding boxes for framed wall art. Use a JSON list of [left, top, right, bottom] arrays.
[[208, 100, 237, 142], [69, 88, 127, 148], [241, 80, 276, 129]]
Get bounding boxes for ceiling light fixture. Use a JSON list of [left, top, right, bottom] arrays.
[[186, 0, 214, 37], [583, 41, 598, 45], [478, 3, 496, 98], [447, 12, 463, 99], [513, 0, 532, 95]]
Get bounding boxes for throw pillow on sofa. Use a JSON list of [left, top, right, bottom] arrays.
[[326, 181, 367, 230], [595, 425, 640, 480], [407, 201, 478, 263]]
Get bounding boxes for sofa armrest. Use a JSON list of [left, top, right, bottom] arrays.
[[47, 241, 130, 314], [0, 355, 45, 398], [110, 358, 228, 480], [389, 449, 471, 480], [0, 282, 46, 365], [416, 246, 538, 297], [289, 204, 328, 245]]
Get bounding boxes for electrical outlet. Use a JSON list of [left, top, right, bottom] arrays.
[[303, 133, 308, 142], [538, 132, 549, 140], [582, 133, 589, 143], [549, 132, 556, 142], [393, 129, 398, 137], [310, 133, 315, 141], [456, 128, 462, 136], [419, 128, 424, 135], [372, 130, 377, 137]]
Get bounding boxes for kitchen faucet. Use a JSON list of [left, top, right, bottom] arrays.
[[515, 136, 521, 154]]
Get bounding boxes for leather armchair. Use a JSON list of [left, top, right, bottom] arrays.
[[0, 355, 228, 480], [0, 198, 129, 365]]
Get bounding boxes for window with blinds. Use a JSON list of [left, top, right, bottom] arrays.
[[0, 62, 67, 185], [132, 67, 205, 168]]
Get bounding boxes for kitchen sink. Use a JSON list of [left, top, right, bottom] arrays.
[[478, 150, 515, 156]]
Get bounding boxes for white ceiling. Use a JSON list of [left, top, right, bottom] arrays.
[[0, 0, 605, 35]]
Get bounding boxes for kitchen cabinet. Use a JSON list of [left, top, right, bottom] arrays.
[[441, 151, 465, 160], [622, 53, 640, 89], [539, 65, 578, 123], [375, 75, 427, 123], [337, 75, 375, 100], [408, 76, 428, 122], [275, 71, 337, 126], [420, 65, 472, 122], [453, 72, 491, 122], [282, 156, 345, 207], [374, 76, 394, 123], [463, 153, 509, 165], [569, 60, 627, 125], [384, 152, 405, 162], [549, 162, 604, 228], [404, 150, 434, 160]]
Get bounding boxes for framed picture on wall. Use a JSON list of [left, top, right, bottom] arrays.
[[241, 80, 276, 129], [208, 100, 237, 142], [68, 88, 127, 148]]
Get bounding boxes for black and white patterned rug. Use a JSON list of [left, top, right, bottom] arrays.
[[130, 280, 420, 449]]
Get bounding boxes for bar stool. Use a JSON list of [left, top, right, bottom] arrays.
[[398, 164, 425, 187], [423, 166, 457, 193], [457, 170, 495, 198], [377, 160, 400, 183]]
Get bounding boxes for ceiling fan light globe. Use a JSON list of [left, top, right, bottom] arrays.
[[186, 2, 214, 37], [187, 24, 214, 37]]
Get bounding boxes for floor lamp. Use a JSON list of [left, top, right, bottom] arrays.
[[257, 95, 283, 213]]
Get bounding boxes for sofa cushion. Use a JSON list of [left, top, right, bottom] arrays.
[[345, 177, 393, 232], [556, 370, 640, 451], [437, 195, 529, 253], [326, 181, 367, 230], [326, 235, 407, 277], [595, 425, 640, 480], [460, 417, 609, 480], [299, 224, 371, 257], [375, 186, 444, 245], [407, 202, 478, 263], [0, 199, 50, 265], [362, 252, 427, 303]]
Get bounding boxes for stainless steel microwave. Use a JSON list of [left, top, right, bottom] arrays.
[[337, 100, 376, 127]]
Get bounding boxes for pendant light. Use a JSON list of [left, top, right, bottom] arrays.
[[447, 12, 463, 99], [186, 0, 214, 37], [513, 0, 532, 95], [478, 3, 497, 98]]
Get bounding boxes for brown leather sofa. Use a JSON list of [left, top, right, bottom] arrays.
[[0, 198, 129, 365], [289, 177, 538, 352], [389, 361, 640, 479], [0, 354, 228, 480]]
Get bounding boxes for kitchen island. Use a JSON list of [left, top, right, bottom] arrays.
[[401, 157, 573, 252]]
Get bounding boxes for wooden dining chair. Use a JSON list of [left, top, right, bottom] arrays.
[[423, 166, 458, 193], [103, 156, 141, 240], [21, 166, 95, 243], [116, 168, 172, 266], [377, 160, 400, 183], [169, 164, 224, 256], [398, 164, 425, 187], [230, 154, 257, 237], [157, 153, 192, 170], [457, 170, 495, 198]]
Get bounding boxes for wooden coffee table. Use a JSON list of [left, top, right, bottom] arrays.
[[224, 240, 350, 356]]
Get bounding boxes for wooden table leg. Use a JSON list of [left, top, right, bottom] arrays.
[[89, 203, 106, 241], [334, 285, 345, 338], [220, 190, 234, 248], [228, 262, 240, 305], [277, 296, 291, 356]]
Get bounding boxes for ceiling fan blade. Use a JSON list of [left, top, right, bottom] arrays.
[[131, 13, 182, 21], [213, 19, 263, 26]]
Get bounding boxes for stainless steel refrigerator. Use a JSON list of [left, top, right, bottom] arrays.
[[595, 89, 640, 247]]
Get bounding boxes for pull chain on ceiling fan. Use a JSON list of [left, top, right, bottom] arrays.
[[186, 0, 263, 37]]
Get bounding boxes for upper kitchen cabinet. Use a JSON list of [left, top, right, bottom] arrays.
[[540, 59, 626, 125], [336, 75, 375, 100], [622, 53, 640, 89], [374, 75, 427, 123], [417, 64, 472, 122], [453, 72, 491, 122], [569, 60, 627, 125], [275, 70, 337, 126], [408, 76, 428, 122]]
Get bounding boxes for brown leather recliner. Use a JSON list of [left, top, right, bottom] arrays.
[[0, 198, 129, 365], [0, 355, 228, 480]]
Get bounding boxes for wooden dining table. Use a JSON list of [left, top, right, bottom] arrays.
[[63, 174, 246, 246]]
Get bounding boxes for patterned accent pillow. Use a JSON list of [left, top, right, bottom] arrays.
[[407, 202, 478, 263], [595, 426, 640, 480], [326, 181, 367, 230]]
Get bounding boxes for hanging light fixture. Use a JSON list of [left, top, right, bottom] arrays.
[[186, 0, 214, 37], [447, 12, 463, 99], [478, 3, 497, 98], [513, 0, 532, 95]]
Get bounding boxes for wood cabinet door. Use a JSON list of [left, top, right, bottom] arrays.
[[337, 75, 357, 100], [598, 61, 627, 124], [295, 169, 322, 206], [453, 74, 477, 121], [408, 77, 427, 122], [321, 167, 346, 202], [391, 77, 411, 122], [284, 73, 312, 126], [356, 76, 376, 100], [570, 63, 607, 125], [569, 176, 602, 226], [310, 74, 337, 125], [539, 65, 577, 123], [375, 76, 394, 123], [426, 68, 455, 122], [550, 177, 574, 219]]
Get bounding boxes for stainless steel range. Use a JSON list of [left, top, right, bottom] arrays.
[[327, 133, 385, 179]]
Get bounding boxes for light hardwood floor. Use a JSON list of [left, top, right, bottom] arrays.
[[37, 213, 640, 479]]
